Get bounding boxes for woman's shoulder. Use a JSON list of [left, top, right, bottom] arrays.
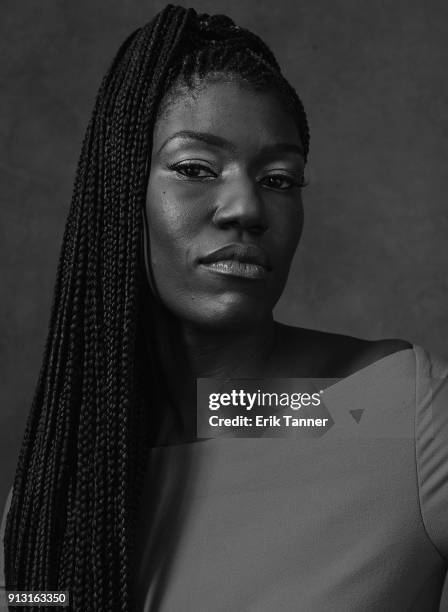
[[273, 322, 413, 378], [341, 336, 413, 376]]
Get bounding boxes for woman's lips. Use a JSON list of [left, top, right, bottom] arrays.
[[198, 243, 271, 280], [199, 259, 268, 279]]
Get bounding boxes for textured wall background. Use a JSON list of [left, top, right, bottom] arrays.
[[1, 1, 447, 512]]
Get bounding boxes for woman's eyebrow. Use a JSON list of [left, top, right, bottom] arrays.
[[156, 129, 304, 157], [259, 142, 305, 158], [156, 130, 234, 154]]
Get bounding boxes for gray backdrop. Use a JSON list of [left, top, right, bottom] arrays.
[[1, 1, 447, 514]]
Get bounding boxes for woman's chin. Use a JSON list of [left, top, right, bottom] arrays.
[[182, 299, 273, 332]]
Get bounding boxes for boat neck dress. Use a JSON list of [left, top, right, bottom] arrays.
[[2, 344, 448, 611]]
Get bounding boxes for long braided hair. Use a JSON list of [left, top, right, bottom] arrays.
[[4, 5, 310, 611]]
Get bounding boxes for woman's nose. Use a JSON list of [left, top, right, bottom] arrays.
[[212, 176, 269, 235]]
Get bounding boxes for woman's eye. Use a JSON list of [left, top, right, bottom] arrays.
[[260, 174, 300, 191], [169, 162, 216, 179]]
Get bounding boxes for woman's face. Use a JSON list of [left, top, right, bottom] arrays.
[[145, 80, 305, 330]]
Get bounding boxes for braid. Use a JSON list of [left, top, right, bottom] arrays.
[[4, 5, 310, 611]]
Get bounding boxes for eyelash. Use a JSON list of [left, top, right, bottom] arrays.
[[168, 162, 305, 190], [168, 162, 216, 180]]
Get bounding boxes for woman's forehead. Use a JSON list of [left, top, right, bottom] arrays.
[[152, 81, 303, 155]]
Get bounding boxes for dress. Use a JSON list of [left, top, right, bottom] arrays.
[[2, 345, 448, 611], [131, 344, 448, 611]]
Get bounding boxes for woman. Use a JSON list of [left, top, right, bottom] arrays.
[[2, 4, 447, 611]]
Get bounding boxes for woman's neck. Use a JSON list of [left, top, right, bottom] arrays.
[[148, 308, 279, 443], [179, 317, 278, 380]]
